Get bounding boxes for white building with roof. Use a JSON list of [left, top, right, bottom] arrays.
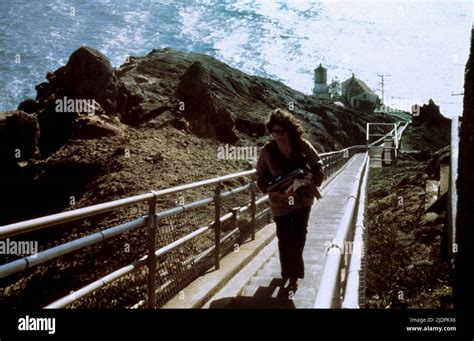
[[341, 73, 380, 111]]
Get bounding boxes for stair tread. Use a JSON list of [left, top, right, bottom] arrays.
[[241, 284, 317, 300], [223, 296, 314, 309]]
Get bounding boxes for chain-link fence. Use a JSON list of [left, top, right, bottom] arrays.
[[0, 170, 273, 309]]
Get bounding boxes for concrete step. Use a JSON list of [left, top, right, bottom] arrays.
[[291, 299, 315, 308], [298, 276, 323, 288], [300, 260, 324, 267], [264, 256, 280, 264], [254, 270, 322, 284], [241, 284, 280, 298], [256, 263, 323, 278], [240, 283, 317, 301], [303, 253, 325, 262], [261, 262, 282, 271], [223, 296, 313, 309], [267, 254, 324, 265], [240, 284, 301, 298], [301, 264, 324, 274], [306, 232, 335, 238], [256, 269, 283, 278], [287, 286, 317, 300], [248, 276, 287, 288]]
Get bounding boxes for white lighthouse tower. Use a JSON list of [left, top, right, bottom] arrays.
[[313, 63, 329, 99]]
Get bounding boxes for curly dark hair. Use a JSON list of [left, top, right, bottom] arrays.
[[265, 109, 305, 148]]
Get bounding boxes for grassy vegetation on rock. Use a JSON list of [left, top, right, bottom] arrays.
[[366, 118, 453, 308]]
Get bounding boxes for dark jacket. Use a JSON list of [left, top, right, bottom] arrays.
[[256, 138, 324, 216]]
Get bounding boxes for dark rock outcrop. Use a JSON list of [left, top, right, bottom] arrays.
[[36, 103, 76, 156], [115, 48, 403, 150], [46, 47, 120, 117], [412, 99, 451, 128], [235, 118, 266, 137], [17, 47, 136, 155], [425, 145, 450, 179], [0, 110, 40, 167], [455, 28, 474, 310], [176, 61, 237, 143], [17, 98, 41, 114]]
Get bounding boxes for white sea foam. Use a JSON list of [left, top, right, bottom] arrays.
[[0, 0, 470, 117]]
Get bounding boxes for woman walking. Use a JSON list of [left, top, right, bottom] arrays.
[[256, 109, 324, 291]]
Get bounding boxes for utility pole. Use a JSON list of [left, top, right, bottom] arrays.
[[451, 91, 464, 119], [448, 90, 463, 262], [377, 73, 391, 104]]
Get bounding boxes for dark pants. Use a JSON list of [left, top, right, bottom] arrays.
[[273, 206, 311, 279]]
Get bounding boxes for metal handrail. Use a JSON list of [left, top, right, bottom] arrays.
[[0, 146, 365, 239], [320, 145, 366, 180], [320, 145, 365, 157], [0, 184, 254, 279], [368, 121, 405, 147], [0, 170, 256, 239], [45, 194, 270, 309], [0, 217, 147, 279], [44, 194, 271, 309], [314, 122, 409, 308], [314, 152, 368, 308], [1, 143, 366, 309], [341, 155, 370, 308], [367, 121, 409, 164]]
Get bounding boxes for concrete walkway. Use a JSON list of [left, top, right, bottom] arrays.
[[205, 153, 367, 308]]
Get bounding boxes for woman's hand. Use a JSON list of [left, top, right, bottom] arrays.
[[297, 173, 313, 187], [286, 174, 312, 193]]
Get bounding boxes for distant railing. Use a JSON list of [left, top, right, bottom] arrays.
[[367, 121, 409, 165], [320, 145, 366, 180], [0, 142, 367, 309], [367, 121, 407, 147]]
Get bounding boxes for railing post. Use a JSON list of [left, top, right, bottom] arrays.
[[214, 182, 222, 270], [250, 178, 256, 241], [330, 155, 334, 177], [147, 195, 157, 308], [366, 123, 370, 150], [334, 266, 342, 308]]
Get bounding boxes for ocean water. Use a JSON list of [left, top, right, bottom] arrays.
[[0, 0, 472, 117]]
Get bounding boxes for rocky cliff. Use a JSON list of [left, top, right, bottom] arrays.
[[0, 46, 442, 309], [0, 46, 403, 226], [412, 99, 451, 128]]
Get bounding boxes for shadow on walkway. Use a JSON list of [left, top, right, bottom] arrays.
[[208, 278, 297, 309]]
